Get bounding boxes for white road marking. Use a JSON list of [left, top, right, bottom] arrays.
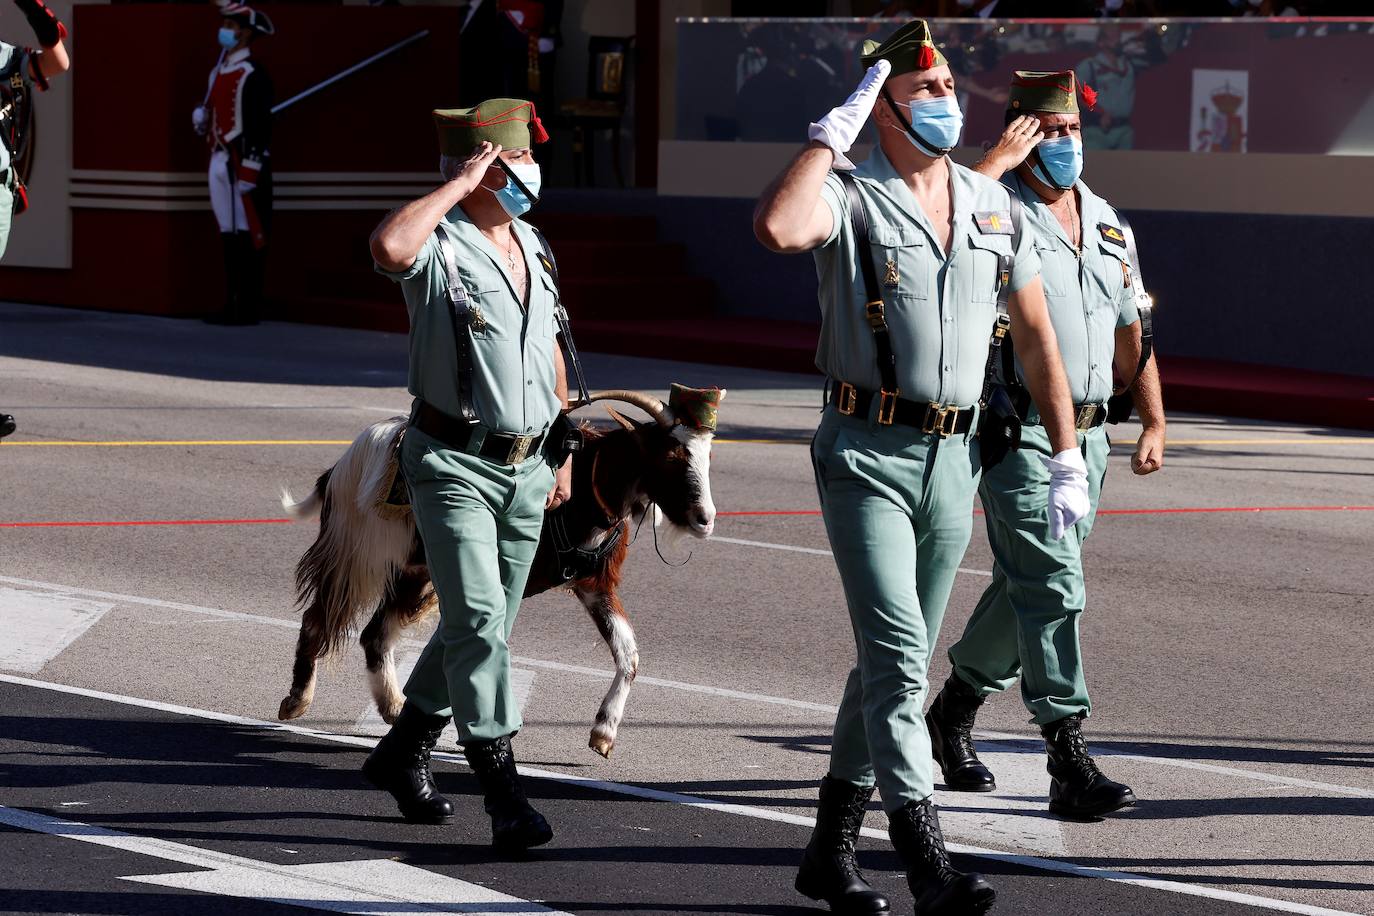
[[933, 741, 1065, 855], [0, 805, 570, 915], [0, 587, 116, 673], [5, 576, 1372, 800], [711, 535, 995, 577], [0, 673, 1361, 916], [352, 652, 534, 740]]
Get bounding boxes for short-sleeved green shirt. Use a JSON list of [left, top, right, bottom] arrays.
[[815, 147, 1041, 408], [378, 205, 561, 436], [0, 40, 33, 179], [1003, 174, 1139, 406]]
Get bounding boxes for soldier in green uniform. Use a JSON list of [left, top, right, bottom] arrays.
[[364, 98, 572, 852], [755, 22, 1087, 916], [926, 70, 1165, 820]]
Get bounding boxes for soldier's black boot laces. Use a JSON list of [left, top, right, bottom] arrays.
[[1042, 714, 1137, 819], [362, 702, 455, 825], [795, 776, 890, 914], [926, 673, 996, 792], [463, 735, 554, 852], [889, 798, 996, 915]]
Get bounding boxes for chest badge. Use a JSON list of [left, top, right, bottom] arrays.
[[468, 305, 488, 333], [884, 259, 899, 288], [1098, 223, 1127, 247]]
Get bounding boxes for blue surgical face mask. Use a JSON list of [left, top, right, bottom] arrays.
[[1031, 134, 1083, 190], [217, 27, 239, 50], [489, 161, 542, 218], [891, 95, 964, 156]]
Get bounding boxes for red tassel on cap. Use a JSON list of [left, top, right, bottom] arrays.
[[918, 44, 935, 70], [1081, 83, 1098, 111], [530, 112, 549, 144]]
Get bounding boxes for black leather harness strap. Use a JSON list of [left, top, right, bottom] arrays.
[[1114, 211, 1154, 391], [545, 508, 624, 585], [530, 224, 592, 409], [432, 225, 479, 424], [979, 190, 1024, 409], [835, 170, 901, 424]]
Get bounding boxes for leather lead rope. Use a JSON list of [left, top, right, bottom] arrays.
[[835, 171, 900, 421], [433, 226, 479, 424]]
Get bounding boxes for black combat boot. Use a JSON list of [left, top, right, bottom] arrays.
[[794, 776, 890, 914], [889, 798, 996, 916], [926, 672, 996, 792], [361, 702, 455, 824], [463, 735, 553, 851], [1042, 714, 1137, 819], [0, 413, 16, 439]]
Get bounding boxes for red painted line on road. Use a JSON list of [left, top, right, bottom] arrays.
[[0, 518, 295, 529], [720, 506, 1374, 518]]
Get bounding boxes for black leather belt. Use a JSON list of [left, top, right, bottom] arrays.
[[829, 382, 975, 438], [1010, 389, 1107, 431], [412, 400, 547, 465]]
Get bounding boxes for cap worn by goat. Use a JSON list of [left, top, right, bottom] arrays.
[[433, 99, 549, 156], [669, 384, 726, 432], [860, 19, 947, 76], [220, 1, 275, 35], [1008, 69, 1096, 114]]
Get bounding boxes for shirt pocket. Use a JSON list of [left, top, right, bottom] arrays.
[[1093, 240, 1131, 308], [964, 231, 1013, 305], [867, 223, 929, 302], [1033, 238, 1068, 298], [463, 286, 512, 340]]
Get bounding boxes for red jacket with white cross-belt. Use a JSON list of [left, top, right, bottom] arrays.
[[207, 48, 273, 186]]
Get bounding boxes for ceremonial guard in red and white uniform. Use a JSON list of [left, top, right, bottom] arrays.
[[192, 3, 274, 325]]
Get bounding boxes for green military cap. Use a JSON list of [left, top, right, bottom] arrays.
[[669, 384, 726, 432], [433, 98, 550, 156], [1007, 70, 1097, 114], [860, 19, 947, 76]]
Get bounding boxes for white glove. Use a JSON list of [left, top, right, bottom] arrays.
[[808, 59, 890, 170], [1039, 447, 1091, 540], [192, 106, 209, 136]]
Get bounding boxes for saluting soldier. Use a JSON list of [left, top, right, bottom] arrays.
[[192, 3, 274, 325], [1, 0, 71, 440], [364, 99, 573, 852], [755, 22, 1087, 916], [928, 70, 1165, 819]]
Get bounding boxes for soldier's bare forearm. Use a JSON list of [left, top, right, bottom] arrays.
[[369, 182, 468, 273], [553, 342, 569, 409], [1131, 354, 1164, 431], [35, 41, 69, 79], [1009, 279, 1077, 453], [753, 142, 836, 253]]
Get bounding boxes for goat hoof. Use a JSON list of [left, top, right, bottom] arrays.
[[278, 696, 309, 720], [380, 701, 403, 725], [589, 727, 615, 759]]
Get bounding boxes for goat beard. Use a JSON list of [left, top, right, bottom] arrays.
[[651, 505, 696, 549]]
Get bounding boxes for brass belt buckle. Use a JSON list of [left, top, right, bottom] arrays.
[[507, 434, 535, 464], [837, 382, 858, 416], [877, 389, 900, 426], [1075, 404, 1097, 430], [924, 403, 959, 437]]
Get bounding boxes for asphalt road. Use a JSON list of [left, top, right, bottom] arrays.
[[3, 301, 1372, 916]]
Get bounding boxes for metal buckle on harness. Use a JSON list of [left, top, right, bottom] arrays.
[[865, 300, 887, 329], [923, 404, 960, 437], [837, 382, 858, 416], [993, 312, 1011, 340], [506, 434, 536, 465], [877, 389, 900, 426]]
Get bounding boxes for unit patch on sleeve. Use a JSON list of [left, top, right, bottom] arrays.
[[974, 211, 1014, 235], [1098, 223, 1126, 247]]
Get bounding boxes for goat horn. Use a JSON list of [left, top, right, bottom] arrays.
[[584, 390, 674, 427]]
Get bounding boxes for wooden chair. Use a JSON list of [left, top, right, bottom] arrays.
[[559, 35, 633, 187]]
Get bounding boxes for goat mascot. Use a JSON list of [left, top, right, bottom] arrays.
[[278, 385, 724, 758]]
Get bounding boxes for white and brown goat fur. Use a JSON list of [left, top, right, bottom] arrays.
[[277, 389, 722, 758]]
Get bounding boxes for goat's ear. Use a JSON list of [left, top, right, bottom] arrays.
[[604, 406, 637, 431]]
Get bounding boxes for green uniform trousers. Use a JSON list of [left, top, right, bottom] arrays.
[[399, 426, 553, 744], [947, 421, 1109, 725], [812, 405, 982, 810]]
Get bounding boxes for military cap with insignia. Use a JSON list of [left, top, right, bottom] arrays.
[[860, 19, 948, 76], [1007, 69, 1097, 114], [433, 98, 550, 156], [220, 1, 274, 36], [668, 384, 726, 432]]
